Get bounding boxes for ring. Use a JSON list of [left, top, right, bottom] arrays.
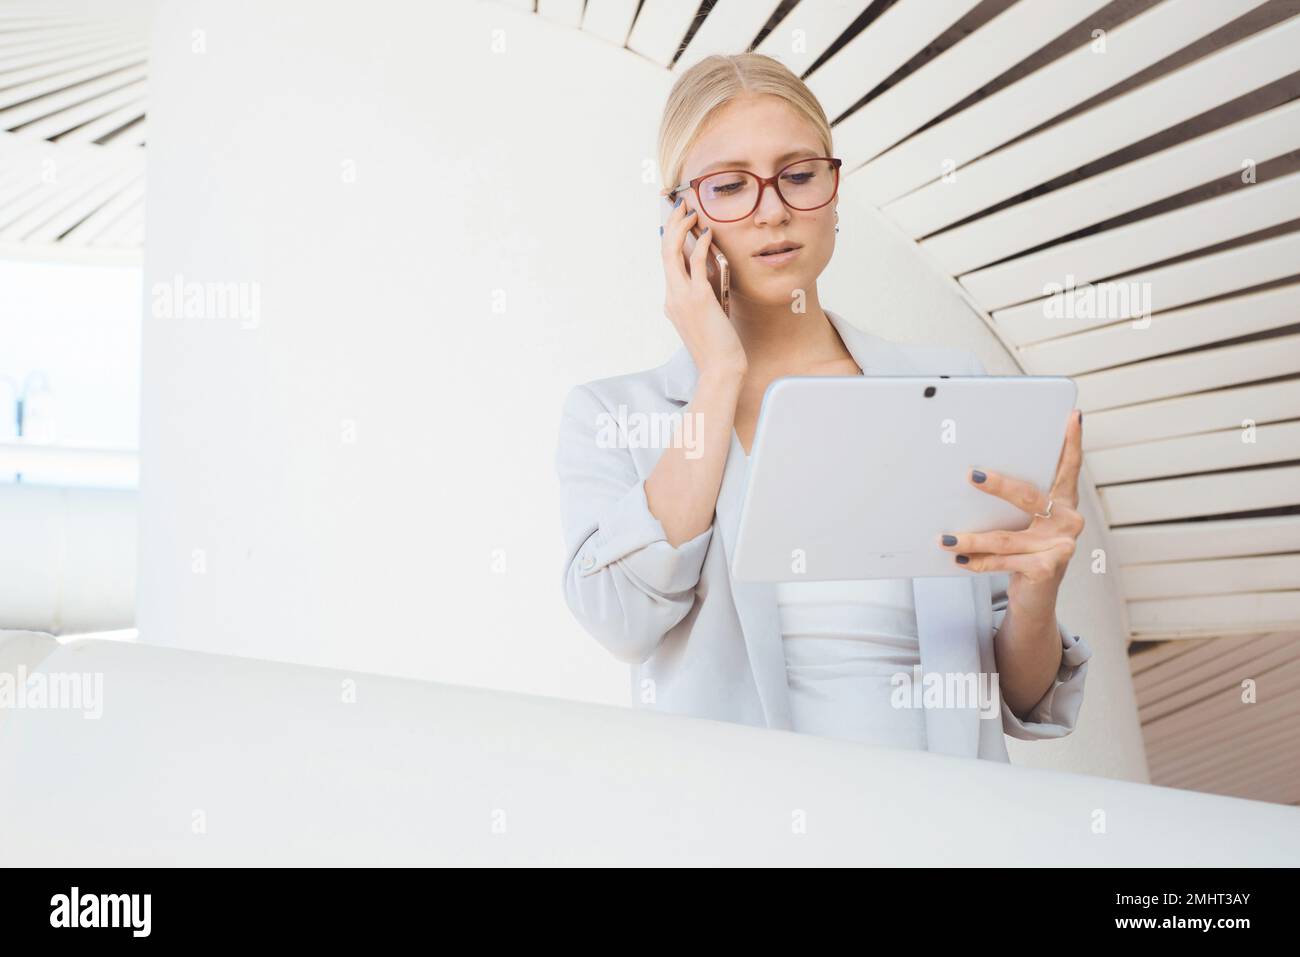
[[1034, 498, 1054, 519]]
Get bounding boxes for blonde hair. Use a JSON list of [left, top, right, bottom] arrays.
[[656, 53, 834, 198]]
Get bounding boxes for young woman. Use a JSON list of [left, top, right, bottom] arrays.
[[556, 53, 1091, 762]]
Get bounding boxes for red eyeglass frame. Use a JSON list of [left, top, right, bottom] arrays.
[[668, 156, 843, 223]]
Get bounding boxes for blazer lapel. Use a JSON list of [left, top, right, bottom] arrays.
[[662, 310, 983, 757]]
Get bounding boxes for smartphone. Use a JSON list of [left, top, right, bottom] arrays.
[[660, 193, 730, 317]]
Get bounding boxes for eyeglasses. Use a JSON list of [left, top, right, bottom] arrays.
[[668, 156, 842, 223]]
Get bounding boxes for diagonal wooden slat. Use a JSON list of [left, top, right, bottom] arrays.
[[879, 13, 1300, 242], [1084, 381, 1300, 452], [674, 0, 784, 73], [1110, 516, 1300, 566], [15, 79, 144, 140], [0, 46, 145, 113], [1124, 555, 1300, 601], [1088, 421, 1300, 486], [1100, 464, 1300, 526], [1017, 284, 1300, 377], [994, 231, 1300, 346], [1128, 592, 1300, 637], [753, 0, 869, 78], [626, 0, 701, 68], [538, 0, 584, 29], [58, 170, 142, 244], [868, 0, 1270, 217], [834, 0, 1111, 171], [805, 0, 980, 121], [580, 0, 639, 48], [962, 171, 1300, 311], [0, 61, 147, 128], [921, 98, 1300, 275]]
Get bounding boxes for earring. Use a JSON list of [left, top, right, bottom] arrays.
[[834, 210, 839, 234]]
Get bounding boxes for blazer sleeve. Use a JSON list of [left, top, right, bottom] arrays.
[[990, 571, 1093, 740], [555, 383, 713, 664], [964, 350, 1092, 741]]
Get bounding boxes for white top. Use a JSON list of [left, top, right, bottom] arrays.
[[740, 449, 927, 751], [776, 578, 927, 751]]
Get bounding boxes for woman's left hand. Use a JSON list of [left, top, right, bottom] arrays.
[[938, 408, 1085, 615]]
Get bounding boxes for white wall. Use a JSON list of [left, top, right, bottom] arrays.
[[141, 0, 677, 701], [141, 0, 1144, 780]]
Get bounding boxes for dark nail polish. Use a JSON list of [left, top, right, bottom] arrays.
[[972, 470, 986, 483], [658, 225, 663, 236], [673, 197, 681, 208], [956, 554, 969, 564], [942, 534, 957, 546], [1079, 411, 1083, 434], [701, 226, 709, 233]]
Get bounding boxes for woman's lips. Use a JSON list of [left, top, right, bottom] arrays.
[[754, 246, 802, 266]]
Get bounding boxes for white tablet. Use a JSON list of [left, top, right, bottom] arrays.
[[730, 375, 1077, 582]]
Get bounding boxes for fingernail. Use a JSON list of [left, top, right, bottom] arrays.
[[942, 534, 957, 546], [972, 470, 986, 483], [1079, 410, 1083, 434], [956, 554, 969, 564], [658, 225, 663, 236], [701, 226, 709, 233], [674, 197, 681, 208]]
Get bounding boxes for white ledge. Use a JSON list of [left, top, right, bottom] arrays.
[[1, 636, 1296, 866]]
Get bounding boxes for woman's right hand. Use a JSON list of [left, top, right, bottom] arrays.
[[661, 198, 747, 377]]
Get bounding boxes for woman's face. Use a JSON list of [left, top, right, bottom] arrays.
[[676, 93, 836, 309]]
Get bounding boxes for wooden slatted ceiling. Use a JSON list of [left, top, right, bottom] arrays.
[[1131, 636, 1300, 804], [0, 4, 148, 262]]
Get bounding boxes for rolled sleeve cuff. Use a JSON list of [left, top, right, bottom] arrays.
[[575, 479, 713, 595], [1001, 619, 1093, 741]]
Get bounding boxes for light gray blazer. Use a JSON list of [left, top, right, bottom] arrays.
[[556, 308, 1092, 762]]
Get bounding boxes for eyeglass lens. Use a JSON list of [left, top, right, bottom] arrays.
[[697, 158, 838, 221]]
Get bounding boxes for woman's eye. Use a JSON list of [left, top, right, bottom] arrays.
[[784, 173, 814, 184]]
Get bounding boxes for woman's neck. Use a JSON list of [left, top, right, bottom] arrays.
[[731, 294, 851, 372]]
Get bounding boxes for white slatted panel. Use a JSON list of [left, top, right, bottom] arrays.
[[1085, 380, 1300, 452], [922, 98, 1300, 276], [1087, 420, 1300, 486], [805, 0, 980, 120], [59, 172, 143, 245], [963, 171, 1300, 311], [1123, 555, 1300, 601], [0, 50, 146, 115], [0, 62, 148, 130], [753, 0, 866, 77], [44, 94, 147, 144], [875, 14, 1300, 237], [580, 0, 639, 47], [995, 231, 1300, 347], [626, 0, 700, 68], [1128, 593, 1300, 637], [674, 0, 784, 73], [1018, 284, 1300, 377], [1074, 333, 1300, 413], [868, 0, 1270, 216], [0, 2, 148, 262], [0, 25, 138, 67], [1100, 465, 1300, 526], [834, 0, 1111, 170], [538, 0, 584, 29], [1110, 516, 1300, 565], [15, 80, 146, 141]]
